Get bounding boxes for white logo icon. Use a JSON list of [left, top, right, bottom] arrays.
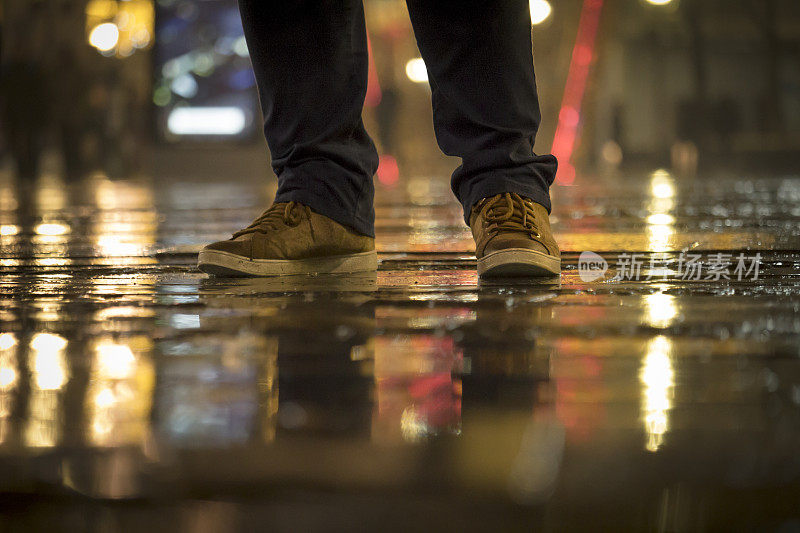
[[578, 251, 608, 282]]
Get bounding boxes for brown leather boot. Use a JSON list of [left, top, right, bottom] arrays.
[[469, 193, 561, 278], [198, 202, 376, 276]]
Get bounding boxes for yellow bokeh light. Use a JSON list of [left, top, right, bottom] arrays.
[[30, 332, 67, 353], [30, 333, 68, 391], [0, 225, 19, 236], [95, 341, 137, 380], [86, 337, 155, 447], [646, 213, 675, 226], [650, 169, 676, 199], [86, 0, 154, 58], [86, 0, 117, 20], [0, 333, 17, 392], [641, 336, 674, 452], [645, 292, 678, 329], [96, 236, 142, 257], [405, 58, 428, 84], [0, 367, 18, 390], [0, 333, 17, 351], [647, 169, 676, 252], [529, 0, 553, 25], [34, 223, 70, 237], [93, 387, 117, 409], [33, 352, 68, 391], [89, 22, 120, 52], [92, 178, 157, 260], [400, 406, 427, 443], [24, 334, 67, 449], [1, 332, 18, 441]]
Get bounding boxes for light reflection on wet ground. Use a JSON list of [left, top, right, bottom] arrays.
[[1, 169, 799, 530]]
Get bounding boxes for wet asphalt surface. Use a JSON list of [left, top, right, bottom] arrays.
[[1, 169, 799, 531]]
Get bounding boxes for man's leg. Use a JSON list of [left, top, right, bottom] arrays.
[[238, 0, 378, 237], [405, 0, 557, 219], [406, 0, 561, 277], [198, 2, 378, 276]]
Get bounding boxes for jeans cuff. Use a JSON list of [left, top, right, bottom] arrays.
[[274, 189, 375, 237], [457, 178, 552, 225]]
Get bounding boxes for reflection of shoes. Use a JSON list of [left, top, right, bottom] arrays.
[[470, 193, 561, 278], [199, 271, 378, 298], [198, 202, 377, 277], [197, 273, 377, 345]]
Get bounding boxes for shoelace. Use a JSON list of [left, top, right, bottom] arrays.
[[232, 201, 302, 238], [482, 193, 541, 238]]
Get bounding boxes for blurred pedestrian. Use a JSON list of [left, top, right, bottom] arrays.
[[0, 1, 50, 181], [0, 60, 48, 180]]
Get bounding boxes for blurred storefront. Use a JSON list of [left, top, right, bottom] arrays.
[[1, 0, 154, 178], [587, 0, 800, 174], [1, 0, 799, 181]]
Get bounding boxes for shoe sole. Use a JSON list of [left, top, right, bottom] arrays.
[[478, 248, 561, 278], [198, 249, 378, 277]]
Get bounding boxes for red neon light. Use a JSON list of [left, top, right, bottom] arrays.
[[365, 34, 382, 107], [376, 154, 399, 187], [551, 0, 605, 185]]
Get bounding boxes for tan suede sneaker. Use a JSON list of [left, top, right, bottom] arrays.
[[470, 193, 560, 278], [198, 202, 377, 276]]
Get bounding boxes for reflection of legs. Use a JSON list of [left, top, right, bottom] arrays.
[[405, 0, 557, 222], [238, 0, 378, 236], [273, 300, 375, 438], [459, 302, 548, 415], [276, 354, 373, 439]]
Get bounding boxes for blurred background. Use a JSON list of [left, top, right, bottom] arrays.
[[2, 0, 799, 187], [2, 4, 800, 528]]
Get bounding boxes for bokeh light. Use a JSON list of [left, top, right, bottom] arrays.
[[405, 58, 429, 84], [529, 0, 553, 25], [640, 336, 675, 452], [89, 22, 120, 52]]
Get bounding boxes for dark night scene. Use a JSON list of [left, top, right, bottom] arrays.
[[1, 0, 799, 531]]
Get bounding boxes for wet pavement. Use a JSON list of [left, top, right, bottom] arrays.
[[1, 168, 799, 531]]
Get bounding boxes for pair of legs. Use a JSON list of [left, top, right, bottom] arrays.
[[237, 0, 557, 236], [198, 0, 560, 277]]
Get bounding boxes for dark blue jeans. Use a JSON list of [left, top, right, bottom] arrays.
[[238, 0, 557, 237]]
